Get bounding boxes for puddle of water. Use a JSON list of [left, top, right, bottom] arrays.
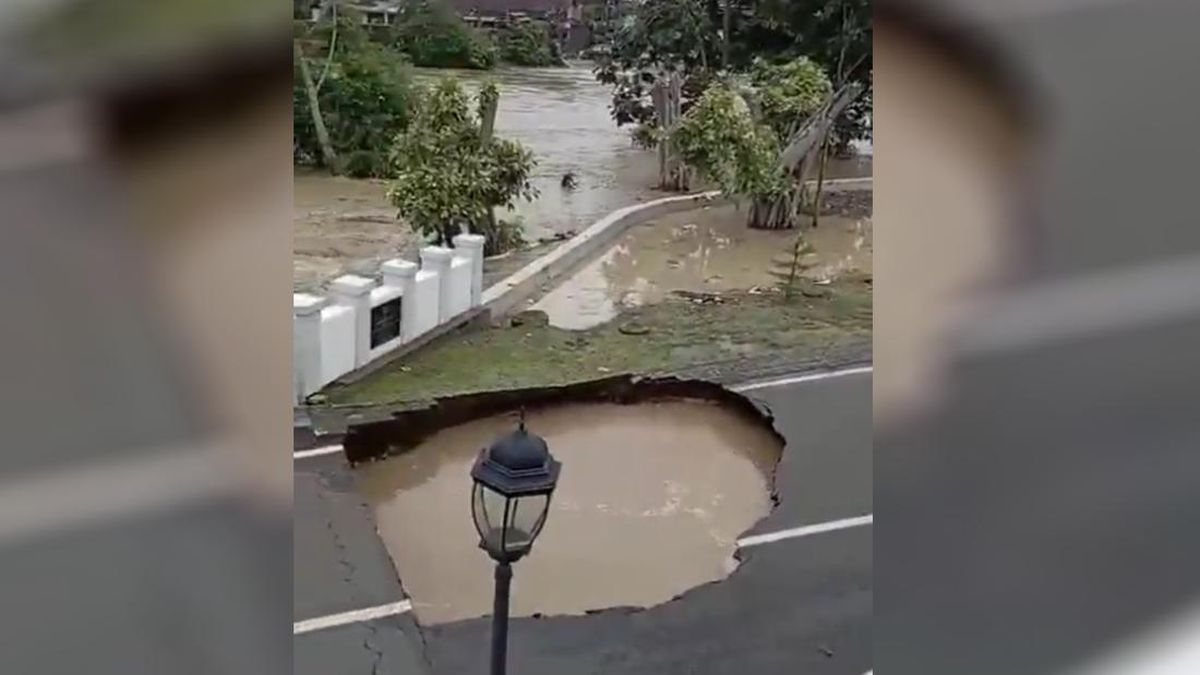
[[533, 203, 872, 330], [359, 400, 782, 625]]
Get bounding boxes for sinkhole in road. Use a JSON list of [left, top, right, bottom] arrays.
[[358, 399, 783, 625]]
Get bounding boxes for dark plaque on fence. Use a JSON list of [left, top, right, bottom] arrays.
[[370, 297, 402, 348]]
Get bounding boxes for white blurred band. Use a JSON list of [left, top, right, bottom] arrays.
[[1069, 601, 1200, 675], [0, 99, 96, 172], [956, 254, 1200, 355], [0, 443, 236, 546]]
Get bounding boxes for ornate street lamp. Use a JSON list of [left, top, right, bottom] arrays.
[[471, 414, 561, 675]]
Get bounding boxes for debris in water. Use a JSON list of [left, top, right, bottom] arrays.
[[511, 309, 550, 327], [618, 320, 650, 335], [537, 229, 577, 245], [673, 290, 725, 305]]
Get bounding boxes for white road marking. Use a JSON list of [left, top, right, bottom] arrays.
[[737, 514, 872, 548], [295, 367, 873, 633], [956, 253, 1200, 356], [731, 365, 873, 392], [0, 442, 236, 547], [293, 444, 344, 460], [294, 600, 414, 635], [296, 516, 873, 634]]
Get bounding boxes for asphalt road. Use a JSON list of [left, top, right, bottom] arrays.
[[294, 369, 872, 674]]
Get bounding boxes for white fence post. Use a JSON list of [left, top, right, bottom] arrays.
[[293, 293, 326, 403], [381, 259, 418, 341], [330, 274, 376, 367], [420, 246, 454, 322], [452, 233, 486, 307]]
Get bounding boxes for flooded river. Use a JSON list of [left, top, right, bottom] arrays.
[[294, 64, 871, 290], [414, 65, 662, 242], [360, 400, 782, 624]]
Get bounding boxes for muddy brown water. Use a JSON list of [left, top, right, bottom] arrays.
[[359, 399, 782, 625], [293, 172, 417, 292], [533, 202, 873, 329]]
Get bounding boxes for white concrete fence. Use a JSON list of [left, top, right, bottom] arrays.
[[293, 234, 485, 403]]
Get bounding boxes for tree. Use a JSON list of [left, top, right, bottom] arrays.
[[749, 0, 871, 154], [673, 58, 833, 229], [592, 0, 724, 128], [592, 0, 871, 151], [295, 40, 338, 171], [387, 79, 537, 255], [389, 0, 496, 70], [497, 22, 565, 67], [294, 11, 414, 177]]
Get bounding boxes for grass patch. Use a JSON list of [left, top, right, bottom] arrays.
[[322, 279, 871, 405]]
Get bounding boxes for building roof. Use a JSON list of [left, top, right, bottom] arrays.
[[448, 0, 577, 15]]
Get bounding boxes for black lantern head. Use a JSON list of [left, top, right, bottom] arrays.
[[471, 419, 561, 563]]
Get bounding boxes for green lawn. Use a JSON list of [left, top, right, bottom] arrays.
[[322, 278, 871, 406]]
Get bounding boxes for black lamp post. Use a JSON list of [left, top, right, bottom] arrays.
[[470, 415, 561, 675]]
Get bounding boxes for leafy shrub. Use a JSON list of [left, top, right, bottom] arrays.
[[673, 84, 787, 203], [390, 0, 496, 70], [387, 79, 537, 253], [497, 22, 564, 67], [294, 16, 414, 176], [749, 57, 831, 138]]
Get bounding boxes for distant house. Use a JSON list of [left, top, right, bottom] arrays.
[[302, 0, 602, 48], [448, 0, 570, 16], [301, 0, 401, 25]]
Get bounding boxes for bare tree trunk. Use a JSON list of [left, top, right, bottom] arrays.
[[749, 188, 798, 230], [809, 133, 831, 229], [746, 81, 866, 230], [653, 74, 688, 192], [479, 93, 498, 143], [722, 0, 732, 70], [652, 80, 672, 189], [669, 75, 688, 191], [784, 232, 806, 299], [478, 91, 502, 253], [779, 81, 864, 172], [295, 41, 338, 172], [314, 3, 339, 92]]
